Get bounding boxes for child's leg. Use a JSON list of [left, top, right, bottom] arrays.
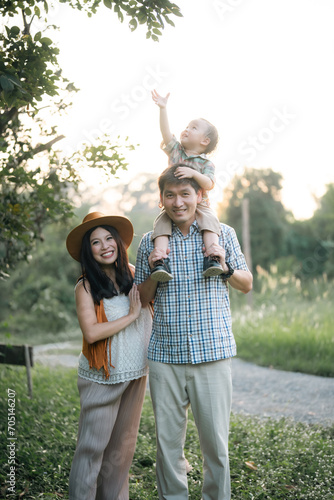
[[202, 230, 219, 256], [154, 235, 169, 255], [151, 210, 173, 282], [196, 205, 224, 277], [202, 230, 224, 277]]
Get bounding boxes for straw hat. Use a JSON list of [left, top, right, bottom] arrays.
[[66, 212, 134, 262]]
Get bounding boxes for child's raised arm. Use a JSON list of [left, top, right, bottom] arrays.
[[152, 89, 173, 146]]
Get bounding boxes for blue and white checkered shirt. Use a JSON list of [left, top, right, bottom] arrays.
[[135, 221, 249, 364]]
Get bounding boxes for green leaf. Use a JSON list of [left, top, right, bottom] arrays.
[[40, 37, 53, 46], [0, 75, 14, 92], [171, 8, 183, 17], [10, 26, 20, 36], [165, 17, 175, 27], [153, 28, 162, 36], [34, 32, 42, 42], [129, 19, 137, 31], [103, 0, 112, 8]]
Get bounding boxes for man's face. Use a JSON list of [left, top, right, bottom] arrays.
[[160, 182, 202, 229]]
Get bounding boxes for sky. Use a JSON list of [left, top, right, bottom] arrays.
[[36, 0, 334, 219]]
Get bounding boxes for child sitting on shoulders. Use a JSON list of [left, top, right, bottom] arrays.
[[150, 89, 224, 282]]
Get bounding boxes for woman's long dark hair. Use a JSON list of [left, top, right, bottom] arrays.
[[80, 225, 133, 303]]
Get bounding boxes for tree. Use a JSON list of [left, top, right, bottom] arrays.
[[218, 168, 291, 275], [287, 183, 334, 280], [0, 0, 182, 277], [311, 183, 334, 241]]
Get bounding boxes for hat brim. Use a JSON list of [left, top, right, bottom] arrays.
[[66, 215, 134, 262]]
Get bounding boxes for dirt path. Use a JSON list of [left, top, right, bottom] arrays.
[[231, 358, 334, 426], [34, 343, 334, 427]]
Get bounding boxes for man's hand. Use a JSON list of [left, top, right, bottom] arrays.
[[148, 247, 170, 270], [152, 89, 170, 108], [174, 166, 194, 179], [204, 243, 229, 271]]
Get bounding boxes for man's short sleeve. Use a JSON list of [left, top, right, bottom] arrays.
[[134, 233, 153, 285], [223, 225, 249, 271]]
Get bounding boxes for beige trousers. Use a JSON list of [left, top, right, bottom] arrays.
[[148, 359, 232, 500], [69, 375, 147, 500], [152, 204, 222, 240]]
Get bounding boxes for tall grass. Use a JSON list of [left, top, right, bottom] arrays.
[[0, 366, 333, 499], [231, 271, 334, 376]]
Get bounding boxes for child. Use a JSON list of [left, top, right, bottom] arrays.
[[150, 89, 223, 282]]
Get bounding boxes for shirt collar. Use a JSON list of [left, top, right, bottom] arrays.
[[172, 219, 199, 238], [181, 143, 208, 160]]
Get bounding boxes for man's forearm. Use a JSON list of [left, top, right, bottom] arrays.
[[137, 277, 158, 308], [227, 270, 253, 294]]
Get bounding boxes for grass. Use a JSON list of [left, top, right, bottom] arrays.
[[0, 366, 333, 499], [0, 327, 82, 348], [231, 272, 334, 377]]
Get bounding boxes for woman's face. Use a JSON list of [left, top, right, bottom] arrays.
[[89, 227, 118, 266]]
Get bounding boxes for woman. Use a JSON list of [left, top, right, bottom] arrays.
[[66, 212, 152, 500]]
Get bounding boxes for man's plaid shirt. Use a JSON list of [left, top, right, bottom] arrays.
[[135, 221, 249, 365]]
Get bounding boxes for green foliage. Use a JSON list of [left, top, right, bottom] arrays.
[[0, 0, 182, 41], [283, 184, 334, 280], [218, 169, 334, 282], [0, 367, 333, 499], [231, 269, 334, 376], [0, 219, 80, 340], [218, 168, 290, 278], [1, 0, 181, 277], [68, 134, 137, 178]]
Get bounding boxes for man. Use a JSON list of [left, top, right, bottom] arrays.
[[135, 164, 253, 500]]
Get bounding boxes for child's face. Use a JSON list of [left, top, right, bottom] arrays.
[[180, 119, 210, 153]]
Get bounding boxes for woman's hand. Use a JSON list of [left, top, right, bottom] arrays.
[[128, 284, 142, 320]]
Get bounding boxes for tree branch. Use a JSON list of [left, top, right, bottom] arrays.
[[32, 135, 65, 155], [12, 135, 66, 168]]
